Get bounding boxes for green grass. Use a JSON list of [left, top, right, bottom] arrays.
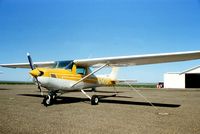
[[0, 81, 34, 85], [116, 83, 157, 88], [0, 81, 157, 88]]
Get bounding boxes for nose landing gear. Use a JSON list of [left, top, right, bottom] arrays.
[[42, 91, 57, 107]]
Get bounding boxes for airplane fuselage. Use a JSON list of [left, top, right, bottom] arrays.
[[31, 66, 115, 92]]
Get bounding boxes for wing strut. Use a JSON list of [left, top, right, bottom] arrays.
[[71, 64, 108, 88]]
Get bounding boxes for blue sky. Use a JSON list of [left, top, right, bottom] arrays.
[[0, 0, 200, 82]]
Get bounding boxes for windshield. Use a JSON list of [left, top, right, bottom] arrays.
[[53, 60, 74, 69]]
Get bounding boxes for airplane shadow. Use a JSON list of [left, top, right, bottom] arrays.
[[18, 94, 180, 108], [87, 90, 124, 94], [35, 90, 123, 94], [100, 99, 180, 108], [18, 94, 44, 98], [0, 88, 11, 90]]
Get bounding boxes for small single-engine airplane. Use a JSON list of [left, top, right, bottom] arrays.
[[0, 50, 200, 106]]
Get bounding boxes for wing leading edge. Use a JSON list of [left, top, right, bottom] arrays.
[[0, 51, 200, 69], [74, 50, 200, 67], [0, 61, 55, 69]]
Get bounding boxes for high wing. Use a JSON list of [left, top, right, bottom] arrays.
[[0, 51, 200, 69], [74, 51, 200, 67], [0, 61, 55, 69]]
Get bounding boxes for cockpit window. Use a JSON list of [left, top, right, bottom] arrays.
[[76, 66, 86, 75], [65, 61, 73, 70], [53, 60, 73, 69]]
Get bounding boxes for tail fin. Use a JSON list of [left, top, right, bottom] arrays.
[[109, 67, 119, 80]]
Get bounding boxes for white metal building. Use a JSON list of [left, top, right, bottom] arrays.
[[164, 65, 200, 88]]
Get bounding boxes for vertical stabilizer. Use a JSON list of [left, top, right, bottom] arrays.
[[109, 67, 119, 80]]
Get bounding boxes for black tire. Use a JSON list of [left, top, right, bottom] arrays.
[[43, 95, 53, 106], [52, 94, 57, 103], [91, 95, 99, 105], [91, 88, 96, 92]]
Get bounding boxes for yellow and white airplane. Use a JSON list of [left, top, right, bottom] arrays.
[[1, 50, 200, 106]]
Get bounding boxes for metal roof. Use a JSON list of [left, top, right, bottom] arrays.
[[165, 65, 200, 75], [180, 65, 200, 74]]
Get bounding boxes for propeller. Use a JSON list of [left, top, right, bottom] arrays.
[[27, 53, 35, 70], [27, 53, 43, 95]]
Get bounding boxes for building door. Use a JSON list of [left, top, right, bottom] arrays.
[[185, 73, 200, 88]]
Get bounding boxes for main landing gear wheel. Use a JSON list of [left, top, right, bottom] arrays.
[[81, 89, 99, 105], [91, 95, 99, 105]]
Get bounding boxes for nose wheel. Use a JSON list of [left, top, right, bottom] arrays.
[[42, 92, 57, 106], [43, 95, 52, 106]]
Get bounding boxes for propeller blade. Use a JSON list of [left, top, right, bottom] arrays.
[[27, 53, 35, 70], [27, 53, 43, 96], [35, 77, 41, 90], [35, 77, 43, 96]]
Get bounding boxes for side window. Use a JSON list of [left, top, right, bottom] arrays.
[[76, 66, 86, 75]]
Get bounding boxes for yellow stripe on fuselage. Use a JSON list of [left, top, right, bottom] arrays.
[[37, 68, 114, 86]]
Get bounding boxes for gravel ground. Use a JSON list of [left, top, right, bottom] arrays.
[[0, 85, 200, 134]]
